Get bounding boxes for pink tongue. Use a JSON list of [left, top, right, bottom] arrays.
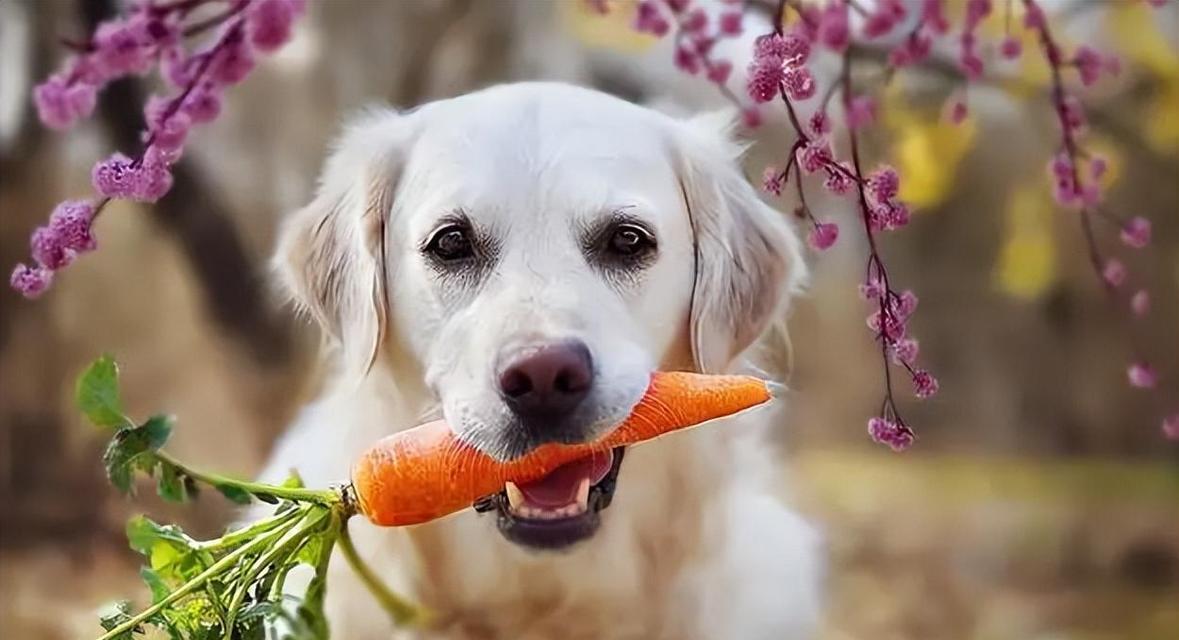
[[516, 450, 614, 508]]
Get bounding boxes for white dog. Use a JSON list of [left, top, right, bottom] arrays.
[[257, 82, 823, 640]]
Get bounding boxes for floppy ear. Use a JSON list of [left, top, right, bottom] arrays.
[[673, 112, 808, 373], [273, 108, 411, 375]]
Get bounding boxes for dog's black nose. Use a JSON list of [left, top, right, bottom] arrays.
[[498, 340, 593, 424]]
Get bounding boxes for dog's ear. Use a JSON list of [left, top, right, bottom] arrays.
[[672, 111, 807, 373], [273, 108, 412, 375]]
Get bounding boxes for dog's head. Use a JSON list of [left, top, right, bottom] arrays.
[[276, 83, 804, 550]]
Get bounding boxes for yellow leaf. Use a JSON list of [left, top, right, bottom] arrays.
[[562, 0, 659, 54], [1144, 79, 1179, 155], [1107, 2, 1179, 78], [889, 109, 977, 209], [994, 185, 1057, 300]]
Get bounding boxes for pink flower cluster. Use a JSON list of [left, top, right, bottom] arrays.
[[9, 201, 98, 298], [747, 33, 814, 103], [606, 0, 1176, 448], [11, 0, 306, 299], [634, 0, 741, 86], [865, 166, 910, 232], [1021, 0, 1174, 439]]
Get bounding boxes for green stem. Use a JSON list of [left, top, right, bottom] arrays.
[[95, 521, 292, 640], [336, 522, 428, 627], [155, 451, 341, 505], [194, 508, 302, 552], [222, 510, 329, 638]]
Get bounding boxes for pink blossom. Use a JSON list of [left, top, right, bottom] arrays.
[[782, 67, 816, 100], [964, 0, 992, 29], [762, 167, 785, 196], [867, 166, 900, 202], [741, 106, 762, 128], [33, 75, 97, 130], [912, 370, 939, 399], [823, 164, 855, 195], [93, 17, 155, 77], [859, 279, 884, 301], [91, 152, 173, 202], [666, 0, 690, 12], [817, 2, 850, 52], [181, 84, 223, 123], [682, 8, 708, 34], [868, 309, 906, 341], [892, 338, 920, 366], [1120, 217, 1151, 249], [808, 222, 839, 250], [747, 34, 813, 103], [31, 226, 72, 270], [1073, 46, 1105, 87], [10, 264, 54, 299], [868, 417, 914, 452], [1163, 414, 1179, 441], [863, 0, 907, 39], [959, 50, 984, 79], [895, 290, 919, 317], [1101, 259, 1127, 288], [754, 33, 810, 67], [718, 11, 743, 36], [635, 1, 670, 37], [675, 46, 701, 75], [797, 140, 833, 174], [846, 95, 877, 129], [810, 110, 831, 135], [1023, 2, 1046, 28], [48, 200, 97, 253], [144, 95, 192, 151], [1130, 290, 1150, 317], [945, 94, 969, 124], [1000, 36, 1022, 59], [706, 59, 732, 84], [248, 0, 305, 52], [1060, 95, 1086, 134], [1127, 362, 1157, 389], [890, 33, 933, 68], [921, 0, 950, 34], [211, 35, 256, 85], [746, 57, 782, 103]]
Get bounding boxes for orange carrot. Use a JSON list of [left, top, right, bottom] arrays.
[[349, 371, 775, 527]]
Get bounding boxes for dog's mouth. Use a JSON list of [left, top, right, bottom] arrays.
[[473, 447, 625, 550]]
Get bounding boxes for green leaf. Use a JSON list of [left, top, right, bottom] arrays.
[[281, 470, 306, 489], [102, 416, 174, 494], [141, 414, 174, 449], [140, 566, 170, 604], [76, 355, 127, 430], [216, 483, 254, 505], [157, 460, 189, 503]]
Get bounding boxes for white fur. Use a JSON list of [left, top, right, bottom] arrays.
[[259, 82, 823, 639]]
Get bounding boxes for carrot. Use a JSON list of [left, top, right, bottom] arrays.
[[349, 371, 776, 527]]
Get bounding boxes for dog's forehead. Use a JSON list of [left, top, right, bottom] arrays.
[[398, 85, 685, 229]]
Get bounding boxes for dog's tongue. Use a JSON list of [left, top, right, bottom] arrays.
[[516, 450, 614, 507]]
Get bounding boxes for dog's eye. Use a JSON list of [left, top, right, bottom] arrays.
[[607, 224, 655, 257], [425, 224, 474, 262]]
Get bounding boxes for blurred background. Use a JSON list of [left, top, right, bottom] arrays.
[[1, 1, 1176, 638]]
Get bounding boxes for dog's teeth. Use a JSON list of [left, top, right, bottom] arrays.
[[575, 478, 590, 512], [505, 482, 525, 511]]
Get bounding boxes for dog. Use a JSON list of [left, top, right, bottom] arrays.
[[256, 81, 823, 639]]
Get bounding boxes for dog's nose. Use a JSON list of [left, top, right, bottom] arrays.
[[498, 340, 593, 423]]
